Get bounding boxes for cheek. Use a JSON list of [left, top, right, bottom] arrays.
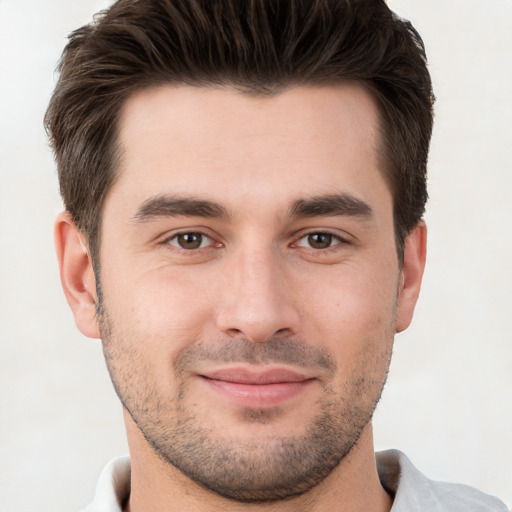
[[101, 264, 215, 357], [300, 261, 399, 338], [295, 262, 397, 387]]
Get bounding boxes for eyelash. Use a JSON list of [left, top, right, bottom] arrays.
[[164, 231, 218, 251], [293, 231, 349, 252], [162, 229, 349, 253]]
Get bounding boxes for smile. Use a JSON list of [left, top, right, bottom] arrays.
[[199, 368, 316, 409]]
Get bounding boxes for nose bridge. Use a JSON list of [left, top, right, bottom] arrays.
[[216, 239, 299, 342], [238, 245, 279, 308]]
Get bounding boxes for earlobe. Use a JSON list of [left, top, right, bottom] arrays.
[[396, 221, 427, 333], [54, 212, 101, 339]]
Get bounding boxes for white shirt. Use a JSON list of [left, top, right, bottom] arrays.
[[82, 450, 509, 512]]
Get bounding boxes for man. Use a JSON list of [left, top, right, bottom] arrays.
[[45, 1, 508, 511]]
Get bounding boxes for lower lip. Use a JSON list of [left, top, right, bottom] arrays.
[[201, 377, 314, 409]]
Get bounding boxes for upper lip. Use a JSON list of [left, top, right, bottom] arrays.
[[200, 368, 312, 385]]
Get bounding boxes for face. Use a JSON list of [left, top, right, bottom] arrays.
[[71, 84, 423, 501]]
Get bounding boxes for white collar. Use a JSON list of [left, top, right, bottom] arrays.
[[83, 450, 508, 512]]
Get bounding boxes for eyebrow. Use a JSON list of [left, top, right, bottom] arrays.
[[131, 192, 373, 223], [289, 194, 373, 220], [132, 195, 230, 222]]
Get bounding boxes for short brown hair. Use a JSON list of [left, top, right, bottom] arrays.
[[45, 0, 434, 262]]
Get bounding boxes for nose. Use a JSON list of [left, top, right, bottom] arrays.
[[215, 247, 301, 343]]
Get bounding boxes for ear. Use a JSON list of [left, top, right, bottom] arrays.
[[54, 212, 101, 339], [396, 220, 427, 333]]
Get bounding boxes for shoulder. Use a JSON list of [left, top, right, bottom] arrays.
[[376, 449, 509, 512]]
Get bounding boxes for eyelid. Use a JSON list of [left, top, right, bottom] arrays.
[[160, 228, 222, 250], [169, 233, 212, 249], [291, 229, 352, 250]]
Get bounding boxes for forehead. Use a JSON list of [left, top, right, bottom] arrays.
[[112, 83, 389, 217]]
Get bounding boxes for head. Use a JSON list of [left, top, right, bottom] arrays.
[[48, 0, 432, 505], [45, 0, 433, 266]]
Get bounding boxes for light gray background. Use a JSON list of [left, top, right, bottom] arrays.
[[1, 1, 511, 510]]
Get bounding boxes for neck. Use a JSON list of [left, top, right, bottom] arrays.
[[123, 416, 392, 512]]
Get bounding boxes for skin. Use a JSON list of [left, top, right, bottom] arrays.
[[55, 83, 426, 512]]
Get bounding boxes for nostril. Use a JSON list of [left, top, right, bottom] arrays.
[[226, 328, 245, 338]]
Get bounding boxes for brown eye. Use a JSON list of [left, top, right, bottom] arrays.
[[170, 232, 208, 250], [307, 233, 333, 249]]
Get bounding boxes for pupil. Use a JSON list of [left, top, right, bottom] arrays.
[[309, 233, 332, 249], [179, 233, 202, 249]]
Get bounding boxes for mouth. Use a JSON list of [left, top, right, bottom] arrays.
[[198, 368, 316, 409]]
